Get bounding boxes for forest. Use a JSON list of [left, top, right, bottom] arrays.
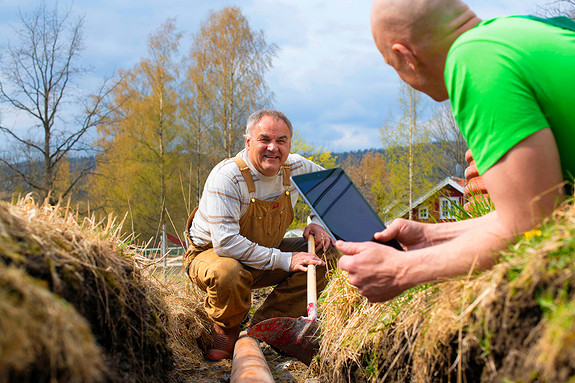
[[0, 3, 474, 245]]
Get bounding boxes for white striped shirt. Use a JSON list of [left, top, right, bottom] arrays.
[[189, 149, 324, 271]]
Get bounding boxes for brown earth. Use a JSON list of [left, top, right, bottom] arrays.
[[0, 199, 318, 383], [187, 343, 311, 383], [185, 288, 315, 383]]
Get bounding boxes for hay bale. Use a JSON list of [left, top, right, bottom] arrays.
[[316, 200, 575, 382], [0, 265, 106, 383], [0, 197, 180, 382], [150, 279, 212, 372]]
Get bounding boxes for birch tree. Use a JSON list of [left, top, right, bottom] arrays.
[[539, 0, 575, 18], [292, 132, 337, 169], [182, 6, 278, 192], [91, 20, 185, 241], [379, 83, 436, 220], [427, 103, 468, 179], [0, 3, 115, 202]]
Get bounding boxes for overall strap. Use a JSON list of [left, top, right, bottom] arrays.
[[281, 163, 291, 193], [232, 157, 256, 197]]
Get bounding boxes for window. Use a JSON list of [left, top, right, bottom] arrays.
[[439, 197, 459, 220], [418, 206, 429, 220]]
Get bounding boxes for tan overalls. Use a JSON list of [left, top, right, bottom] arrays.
[[184, 157, 335, 329]]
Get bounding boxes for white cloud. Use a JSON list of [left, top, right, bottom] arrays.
[[470, 0, 546, 18], [327, 123, 381, 152], [0, 0, 555, 152]]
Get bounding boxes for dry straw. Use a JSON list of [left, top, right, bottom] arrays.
[[314, 200, 575, 382], [0, 266, 106, 383], [0, 196, 210, 382]]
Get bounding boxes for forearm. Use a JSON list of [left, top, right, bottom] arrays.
[[425, 211, 498, 244], [400, 217, 511, 288], [212, 230, 291, 271]]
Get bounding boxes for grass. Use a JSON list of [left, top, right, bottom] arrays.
[[0, 196, 211, 382], [313, 197, 575, 382], [5, 188, 575, 382]]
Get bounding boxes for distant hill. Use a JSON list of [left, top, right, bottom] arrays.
[[332, 141, 466, 180], [332, 148, 385, 165]]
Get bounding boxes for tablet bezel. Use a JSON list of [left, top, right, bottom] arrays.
[[291, 168, 403, 250]]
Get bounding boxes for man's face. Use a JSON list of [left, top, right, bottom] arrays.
[[245, 115, 292, 177]]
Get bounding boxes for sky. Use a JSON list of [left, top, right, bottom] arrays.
[[0, 0, 550, 153]]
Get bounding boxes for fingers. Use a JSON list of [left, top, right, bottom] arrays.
[[290, 251, 326, 272], [303, 224, 312, 239], [295, 264, 308, 272], [335, 240, 366, 256], [304, 223, 333, 253], [314, 233, 332, 253], [313, 256, 326, 267], [374, 222, 399, 241], [338, 254, 354, 271]]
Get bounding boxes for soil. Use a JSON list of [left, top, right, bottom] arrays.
[[186, 288, 317, 383], [187, 343, 312, 383]]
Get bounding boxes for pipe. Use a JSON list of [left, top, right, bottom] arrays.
[[231, 331, 275, 383]]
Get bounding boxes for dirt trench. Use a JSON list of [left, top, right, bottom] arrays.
[[186, 288, 318, 383], [188, 343, 311, 383]]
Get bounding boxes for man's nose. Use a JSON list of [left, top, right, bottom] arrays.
[[267, 141, 278, 151]]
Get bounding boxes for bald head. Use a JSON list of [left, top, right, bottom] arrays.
[[371, 0, 476, 51], [370, 0, 480, 100]]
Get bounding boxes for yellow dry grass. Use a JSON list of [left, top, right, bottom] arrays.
[[144, 271, 212, 372], [0, 196, 210, 382], [315, 200, 575, 382], [0, 266, 106, 383]]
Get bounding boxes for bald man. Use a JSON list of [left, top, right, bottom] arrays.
[[337, 0, 575, 302]]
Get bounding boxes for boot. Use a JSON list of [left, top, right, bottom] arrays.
[[206, 323, 241, 361]]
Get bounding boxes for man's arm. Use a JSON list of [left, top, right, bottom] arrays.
[[201, 169, 293, 271], [338, 129, 565, 302], [205, 159, 326, 272], [375, 211, 498, 250]]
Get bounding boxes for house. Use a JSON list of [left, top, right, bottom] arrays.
[[394, 177, 465, 223]]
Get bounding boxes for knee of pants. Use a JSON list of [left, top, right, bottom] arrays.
[[208, 257, 252, 292]]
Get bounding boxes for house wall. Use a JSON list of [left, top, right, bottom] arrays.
[[405, 185, 464, 223]]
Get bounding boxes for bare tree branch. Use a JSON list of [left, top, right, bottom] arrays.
[[0, 2, 117, 202], [0, 156, 45, 192]]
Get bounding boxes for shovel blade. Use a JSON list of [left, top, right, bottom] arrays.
[[247, 316, 319, 365]]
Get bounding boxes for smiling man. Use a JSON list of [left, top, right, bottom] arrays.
[[183, 109, 337, 361]]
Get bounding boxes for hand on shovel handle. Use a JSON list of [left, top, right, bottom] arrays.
[[307, 234, 317, 321], [245, 232, 321, 366]]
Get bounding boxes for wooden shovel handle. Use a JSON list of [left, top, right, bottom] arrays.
[[307, 234, 317, 312]]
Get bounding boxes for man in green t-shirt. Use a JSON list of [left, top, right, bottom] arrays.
[[337, 0, 575, 302]]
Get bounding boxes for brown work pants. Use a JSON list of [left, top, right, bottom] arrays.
[[187, 237, 338, 329]]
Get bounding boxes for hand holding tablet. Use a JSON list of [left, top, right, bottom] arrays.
[[291, 168, 403, 251]]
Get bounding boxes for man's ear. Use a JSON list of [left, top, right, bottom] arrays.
[[245, 135, 250, 149], [392, 42, 418, 71]]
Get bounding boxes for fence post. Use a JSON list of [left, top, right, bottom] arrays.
[[162, 224, 167, 277]]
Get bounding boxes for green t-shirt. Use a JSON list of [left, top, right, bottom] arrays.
[[445, 16, 575, 180]]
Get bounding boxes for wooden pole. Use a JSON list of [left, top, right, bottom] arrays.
[[162, 224, 167, 278]]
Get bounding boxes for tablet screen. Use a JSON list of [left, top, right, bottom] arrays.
[[292, 168, 402, 250]]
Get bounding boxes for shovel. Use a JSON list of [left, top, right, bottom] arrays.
[[247, 234, 320, 365]]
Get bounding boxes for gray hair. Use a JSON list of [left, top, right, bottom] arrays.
[[244, 109, 293, 139]]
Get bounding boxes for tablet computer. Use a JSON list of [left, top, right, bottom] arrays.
[[291, 168, 403, 250]]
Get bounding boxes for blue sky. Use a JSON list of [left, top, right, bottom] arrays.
[[0, 0, 550, 152]]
